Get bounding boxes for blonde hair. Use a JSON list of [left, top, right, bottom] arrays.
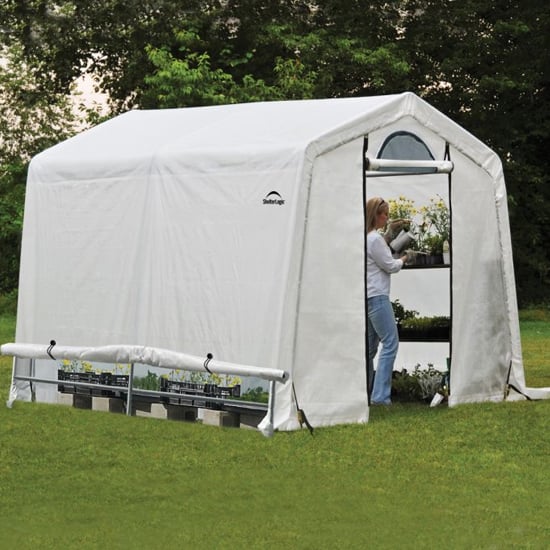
[[366, 197, 388, 233]]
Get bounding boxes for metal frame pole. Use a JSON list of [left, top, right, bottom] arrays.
[[263, 380, 276, 437], [126, 363, 135, 416]]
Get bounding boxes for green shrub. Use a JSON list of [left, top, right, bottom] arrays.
[[0, 290, 18, 316], [400, 315, 450, 329], [391, 365, 447, 402], [391, 369, 423, 401], [133, 370, 161, 391], [239, 386, 269, 403], [391, 299, 418, 324]]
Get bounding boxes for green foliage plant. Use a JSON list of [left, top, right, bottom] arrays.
[[418, 197, 450, 254], [391, 368, 422, 401], [391, 364, 447, 402], [133, 370, 161, 391], [239, 386, 269, 403], [391, 299, 418, 325], [400, 315, 451, 330], [387, 195, 449, 255], [420, 197, 450, 242], [412, 364, 447, 399]]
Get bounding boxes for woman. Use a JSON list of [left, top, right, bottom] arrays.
[[366, 197, 409, 405]]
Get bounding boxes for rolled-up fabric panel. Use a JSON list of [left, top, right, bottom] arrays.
[[1, 342, 288, 383]]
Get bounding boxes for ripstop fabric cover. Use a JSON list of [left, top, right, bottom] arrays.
[[15, 92, 548, 431]]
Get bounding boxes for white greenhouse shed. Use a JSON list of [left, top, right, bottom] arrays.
[[5, 92, 549, 432]]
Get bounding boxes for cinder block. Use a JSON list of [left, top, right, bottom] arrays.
[[132, 401, 151, 417], [166, 404, 198, 422], [92, 396, 125, 414], [57, 392, 74, 406], [92, 396, 111, 412], [202, 409, 240, 428], [134, 402, 167, 419]]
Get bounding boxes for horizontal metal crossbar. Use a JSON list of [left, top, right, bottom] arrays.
[[14, 374, 268, 412], [365, 157, 454, 174]]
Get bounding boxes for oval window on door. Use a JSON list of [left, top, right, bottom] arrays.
[[378, 131, 435, 173]]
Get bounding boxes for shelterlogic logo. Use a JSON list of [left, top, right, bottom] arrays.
[[263, 190, 285, 206]]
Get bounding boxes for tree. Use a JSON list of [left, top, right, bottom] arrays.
[[141, 31, 318, 108], [3, 1, 550, 303], [0, 0, 212, 110], [1, 1, 412, 107], [140, 1, 411, 106], [0, 43, 77, 293], [401, 0, 550, 304], [0, 1, 411, 298]]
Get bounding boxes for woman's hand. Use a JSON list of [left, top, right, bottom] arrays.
[[403, 249, 417, 265]]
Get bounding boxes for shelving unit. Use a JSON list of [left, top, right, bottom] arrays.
[[402, 264, 450, 270], [363, 134, 453, 381]]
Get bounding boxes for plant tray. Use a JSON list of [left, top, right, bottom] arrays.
[[397, 326, 450, 342], [99, 373, 129, 387], [57, 370, 128, 396], [414, 253, 444, 266], [159, 378, 241, 408], [160, 378, 240, 397]]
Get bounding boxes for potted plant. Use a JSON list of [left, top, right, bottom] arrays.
[[391, 364, 448, 403], [391, 299, 418, 325], [397, 315, 451, 341], [422, 234, 445, 264], [418, 197, 449, 264], [387, 195, 450, 265]]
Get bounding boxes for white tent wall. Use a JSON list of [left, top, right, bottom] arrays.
[[448, 148, 512, 403], [14, 95, 410, 427], [15, 109, 311, 404], [17, 119, 303, 360]]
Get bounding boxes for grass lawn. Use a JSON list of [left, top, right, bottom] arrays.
[[518, 308, 550, 387], [0, 311, 549, 549]]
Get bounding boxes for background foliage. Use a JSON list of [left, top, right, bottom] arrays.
[[1, 1, 550, 304], [0, 43, 77, 295]]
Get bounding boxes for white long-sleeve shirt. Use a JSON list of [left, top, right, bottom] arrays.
[[367, 231, 403, 297]]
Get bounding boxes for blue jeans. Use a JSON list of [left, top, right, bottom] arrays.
[[368, 294, 399, 405]]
